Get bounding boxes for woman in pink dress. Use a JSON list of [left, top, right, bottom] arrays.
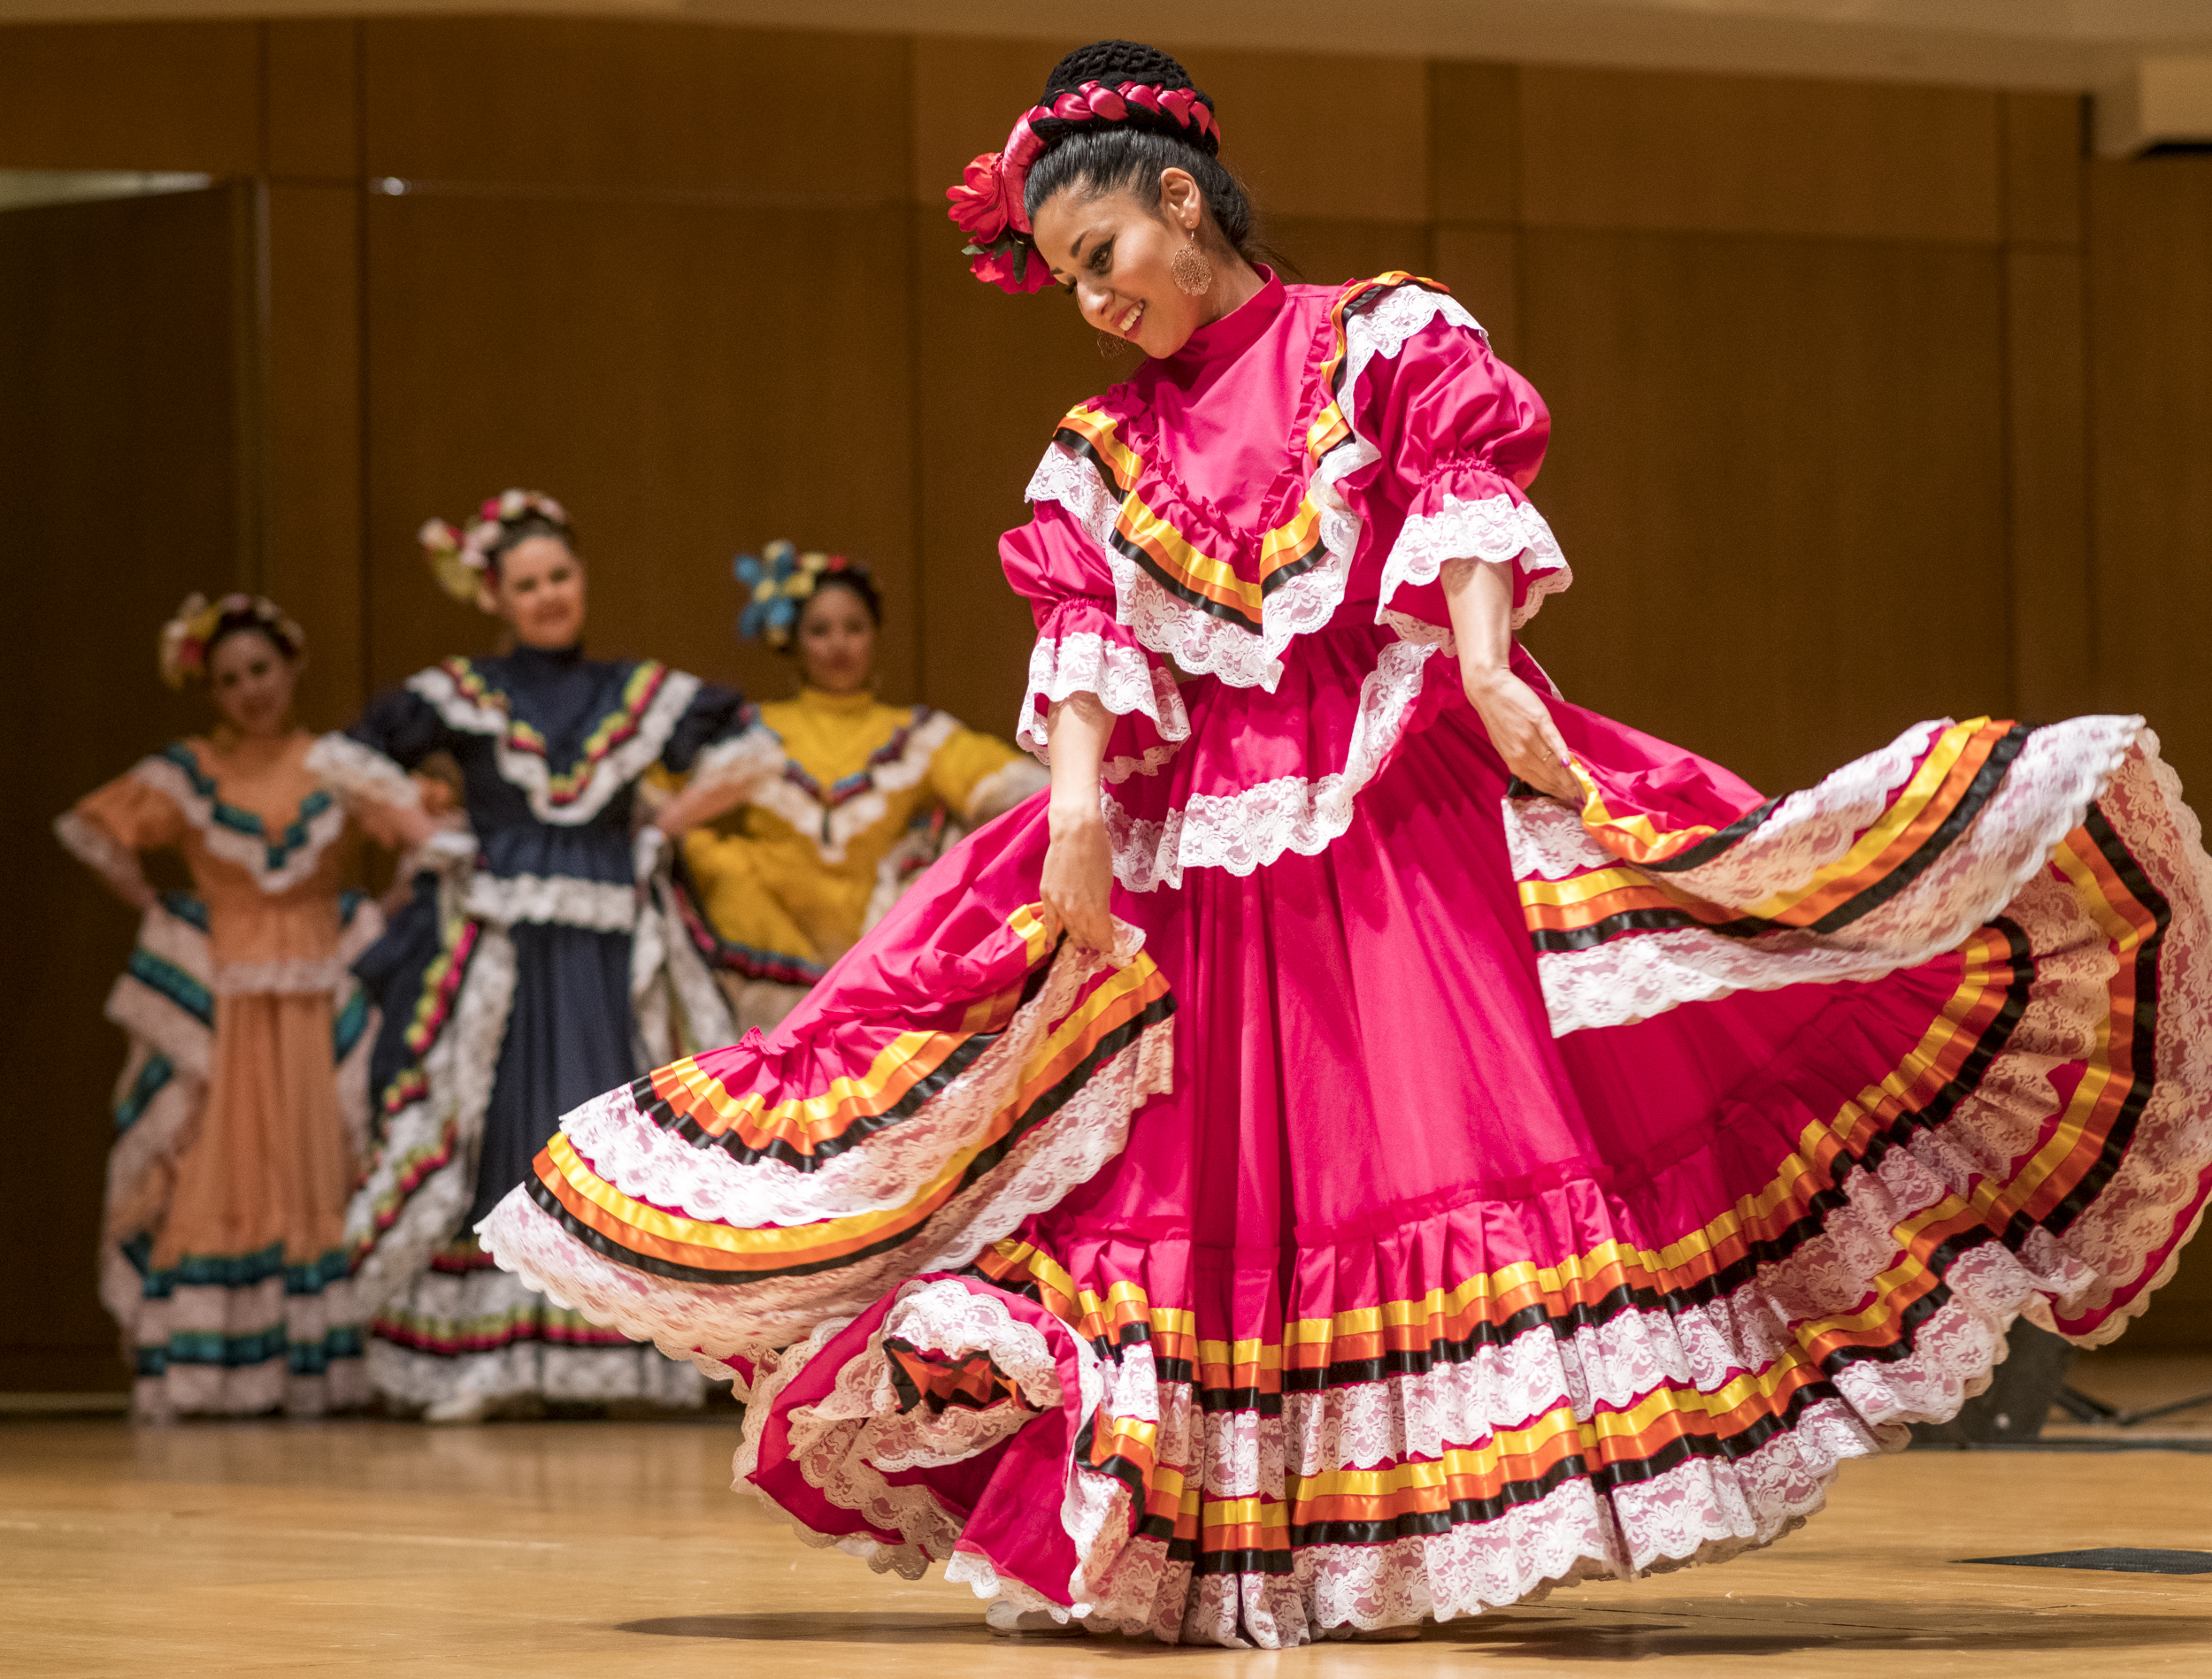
[[481, 41, 2212, 1646]]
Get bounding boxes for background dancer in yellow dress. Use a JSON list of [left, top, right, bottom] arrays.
[[652, 543, 1046, 1031]]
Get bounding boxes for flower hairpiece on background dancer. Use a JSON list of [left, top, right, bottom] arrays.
[[158, 592, 306, 690], [945, 52, 1222, 294], [733, 541, 866, 649], [419, 488, 571, 604]]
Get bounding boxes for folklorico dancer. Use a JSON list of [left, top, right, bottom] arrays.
[[309, 491, 772, 1422], [56, 594, 388, 1421], [651, 543, 1047, 1032], [480, 42, 2212, 1644]]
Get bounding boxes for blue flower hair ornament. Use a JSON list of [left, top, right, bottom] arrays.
[[734, 540, 866, 649]]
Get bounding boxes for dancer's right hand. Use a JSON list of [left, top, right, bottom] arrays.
[[1041, 799, 1116, 954], [1464, 665, 1581, 805]]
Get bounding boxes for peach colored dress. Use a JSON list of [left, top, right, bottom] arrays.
[[58, 730, 380, 1419]]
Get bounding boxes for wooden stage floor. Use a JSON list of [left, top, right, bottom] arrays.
[[5, 1402, 2210, 1676]]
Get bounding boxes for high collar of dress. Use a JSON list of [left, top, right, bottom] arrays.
[[1163, 266, 1285, 372], [504, 641, 587, 680], [798, 685, 877, 717]]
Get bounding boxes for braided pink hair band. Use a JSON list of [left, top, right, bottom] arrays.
[[946, 80, 1221, 294]]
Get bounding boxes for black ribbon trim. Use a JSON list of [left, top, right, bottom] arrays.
[[535, 988, 1174, 1285], [1531, 724, 2037, 951]]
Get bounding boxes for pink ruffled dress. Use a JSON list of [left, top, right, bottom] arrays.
[[481, 272, 2212, 1646]]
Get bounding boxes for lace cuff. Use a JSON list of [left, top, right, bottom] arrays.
[[964, 758, 1050, 824], [306, 732, 421, 810], [54, 809, 150, 901], [1018, 629, 1192, 763], [686, 724, 782, 796], [1379, 484, 1572, 633]]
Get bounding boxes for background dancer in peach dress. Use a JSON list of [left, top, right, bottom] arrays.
[[57, 594, 388, 1421]]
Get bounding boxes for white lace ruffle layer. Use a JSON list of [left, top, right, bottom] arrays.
[[464, 870, 638, 932], [305, 732, 423, 812], [1102, 634, 1444, 893], [406, 662, 702, 827], [477, 926, 1176, 1371], [1016, 631, 1191, 763], [747, 711, 961, 865], [1379, 490, 1571, 633], [1519, 716, 2149, 1034], [964, 757, 1050, 823], [365, 1263, 705, 1409], [127, 752, 351, 894], [53, 809, 154, 905], [1025, 285, 1532, 696], [345, 923, 517, 1317]]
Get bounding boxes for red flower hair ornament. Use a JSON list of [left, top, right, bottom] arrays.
[[946, 80, 1221, 295]]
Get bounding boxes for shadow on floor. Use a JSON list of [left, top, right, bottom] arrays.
[[620, 1613, 992, 1644], [1431, 1602, 2212, 1662], [621, 1601, 2212, 1658]]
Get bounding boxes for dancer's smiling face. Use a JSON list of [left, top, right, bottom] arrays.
[[481, 535, 588, 650], [795, 580, 877, 697], [206, 627, 298, 739], [1033, 166, 1211, 360]]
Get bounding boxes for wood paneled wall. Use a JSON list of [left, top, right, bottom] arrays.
[[2, 18, 2207, 1384]]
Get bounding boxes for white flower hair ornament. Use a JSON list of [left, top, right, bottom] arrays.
[[157, 591, 305, 690], [419, 488, 572, 605]]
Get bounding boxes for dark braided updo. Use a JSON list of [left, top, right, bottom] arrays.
[[1021, 41, 1260, 263]]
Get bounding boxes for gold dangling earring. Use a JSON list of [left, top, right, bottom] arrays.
[[1171, 226, 1214, 297], [1098, 329, 1129, 360]]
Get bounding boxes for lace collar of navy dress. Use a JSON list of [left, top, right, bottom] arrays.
[[405, 645, 703, 826]]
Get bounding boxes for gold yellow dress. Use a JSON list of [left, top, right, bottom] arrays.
[[677, 686, 1045, 1028]]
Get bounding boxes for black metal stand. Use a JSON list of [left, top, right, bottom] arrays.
[[2054, 1383, 2212, 1429]]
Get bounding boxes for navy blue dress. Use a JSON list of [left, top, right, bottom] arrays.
[[323, 644, 750, 1406]]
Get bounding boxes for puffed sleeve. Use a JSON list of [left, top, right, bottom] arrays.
[[1001, 497, 1190, 775], [304, 684, 453, 830], [54, 761, 186, 899], [664, 683, 781, 797], [1347, 295, 1571, 634], [926, 720, 1049, 824]]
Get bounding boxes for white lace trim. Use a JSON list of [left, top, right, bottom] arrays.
[[476, 984, 1174, 1366], [1103, 635, 1443, 892], [406, 663, 701, 827], [209, 955, 355, 996], [1025, 285, 1486, 694], [304, 732, 421, 811], [96, 898, 379, 1415], [103, 909, 213, 1077], [632, 830, 737, 1065], [1525, 716, 2147, 1033], [2028, 733, 2212, 1348], [365, 1263, 704, 1408], [54, 809, 151, 903], [462, 870, 637, 932], [728, 1279, 1077, 1586], [346, 923, 517, 1315], [537, 924, 1157, 1238], [1379, 492, 1571, 632], [685, 724, 783, 796], [1016, 632, 1190, 760], [128, 753, 349, 894], [746, 711, 960, 865], [964, 757, 1049, 823]]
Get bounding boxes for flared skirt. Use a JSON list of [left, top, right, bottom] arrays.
[[481, 698, 2212, 1644]]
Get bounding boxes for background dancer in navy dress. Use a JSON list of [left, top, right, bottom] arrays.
[[311, 490, 772, 1422]]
